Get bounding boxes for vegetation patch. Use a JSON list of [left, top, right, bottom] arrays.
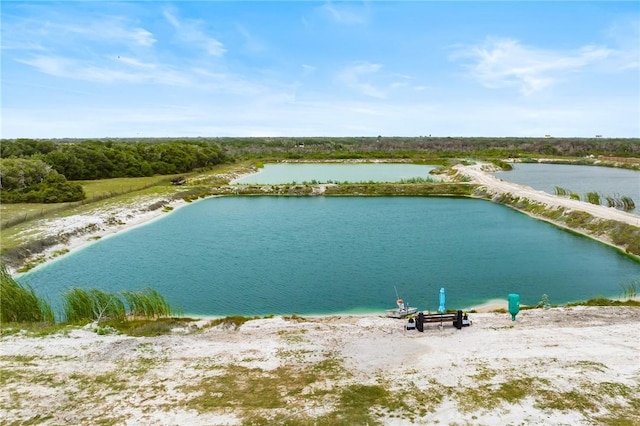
[[204, 315, 265, 329], [0, 264, 54, 323], [106, 317, 196, 337]]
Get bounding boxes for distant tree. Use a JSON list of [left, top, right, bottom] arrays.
[[0, 158, 85, 203]]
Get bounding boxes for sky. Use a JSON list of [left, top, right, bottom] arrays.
[[1, 1, 639, 139]]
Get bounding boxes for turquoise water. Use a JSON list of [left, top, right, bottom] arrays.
[[18, 197, 639, 318], [232, 163, 440, 184], [495, 164, 640, 214]]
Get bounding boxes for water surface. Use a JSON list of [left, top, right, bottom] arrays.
[[232, 163, 440, 184], [495, 164, 639, 213], [19, 197, 639, 318]]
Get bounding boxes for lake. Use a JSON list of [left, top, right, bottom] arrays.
[[495, 163, 639, 214], [18, 197, 639, 318], [231, 163, 440, 184]]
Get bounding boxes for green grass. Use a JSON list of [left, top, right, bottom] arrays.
[[204, 315, 264, 329], [620, 279, 639, 299], [0, 322, 73, 337], [106, 317, 196, 336], [566, 298, 640, 307], [0, 264, 54, 323], [77, 176, 176, 200], [121, 288, 173, 318], [0, 176, 177, 230], [61, 287, 173, 324], [63, 288, 127, 324]]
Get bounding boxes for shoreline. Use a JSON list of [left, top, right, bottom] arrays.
[[455, 163, 640, 260], [8, 164, 639, 276], [8, 197, 192, 276]]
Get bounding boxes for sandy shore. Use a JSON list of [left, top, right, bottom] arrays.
[[6, 196, 191, 276], [1, 306, 639, 425]]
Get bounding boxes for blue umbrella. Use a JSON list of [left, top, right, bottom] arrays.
[[438, 287, 445, 314]]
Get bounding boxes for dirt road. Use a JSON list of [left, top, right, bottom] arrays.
[[455, 163, 640, 227]]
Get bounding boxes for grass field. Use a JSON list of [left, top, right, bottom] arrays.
[[0, 163, 248, 256]]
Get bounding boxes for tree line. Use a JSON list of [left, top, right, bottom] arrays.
[[0, 139, 227, 203], [1, 136, 638, 203], [214, 136, 640, 159]]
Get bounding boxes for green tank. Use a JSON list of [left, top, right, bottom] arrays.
[[508, 293, 520, 321]]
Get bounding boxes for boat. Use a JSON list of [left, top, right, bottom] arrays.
[[385, 297, 418, 318]]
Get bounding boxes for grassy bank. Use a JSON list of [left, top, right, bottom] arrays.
[[209, 182, 476, 197]]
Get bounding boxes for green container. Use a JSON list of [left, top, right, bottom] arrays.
[[508, 293, 520, 321]]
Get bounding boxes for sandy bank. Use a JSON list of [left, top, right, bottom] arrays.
[[454, 163, 640, 257], [7, 196, 191, 275], [1, 306, 638, 425], [455, 163, 640, 227]]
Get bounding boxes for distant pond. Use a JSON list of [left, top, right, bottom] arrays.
[[495, 163, 639, 214], [232, 163, 440, 184]]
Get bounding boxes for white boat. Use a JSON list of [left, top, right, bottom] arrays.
[[385, 298, 418, 318]]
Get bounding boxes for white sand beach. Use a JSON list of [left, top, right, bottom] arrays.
[[1, 307, 639, 425]]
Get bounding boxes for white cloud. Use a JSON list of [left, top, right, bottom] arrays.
[[337, 62, 386, 98], [4, 16, 156, 49], [115, 56, 157, 69], [302, 64, 316, 74], [4, 91, 639, 138], [17, 55, 190, 86], [163, 9, 226, 57], [318, 2, 368, 25], [192, 68, 271, 96], [335, 63, 425, 99], [452, 37, 613, 95], [235, 24, 266, 53], [604, 18, 640, 71]]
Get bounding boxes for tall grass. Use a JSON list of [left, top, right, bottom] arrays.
[[64, 288, 172, 323], [0, 264, 54, 323], [554, 186, 569, 197], [605, 195, 636, 211], [620, 196, 635, 211], [1, 262, 173, 326], [620, 279, 639, 300], [63, 288, 126, 324], [121, 288, 172, 319], [585, 192, 601, 205]]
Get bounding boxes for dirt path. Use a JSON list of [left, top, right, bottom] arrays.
[[455, 163, 640, 227]]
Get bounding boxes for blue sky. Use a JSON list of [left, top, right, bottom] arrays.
[[2, 1, 639, 138]]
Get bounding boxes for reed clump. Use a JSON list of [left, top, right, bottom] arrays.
[[64, 287, 173, 324], [63, 288, 126, 324], [121, 288, 172, 319], [0, 264, 54, 323]]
